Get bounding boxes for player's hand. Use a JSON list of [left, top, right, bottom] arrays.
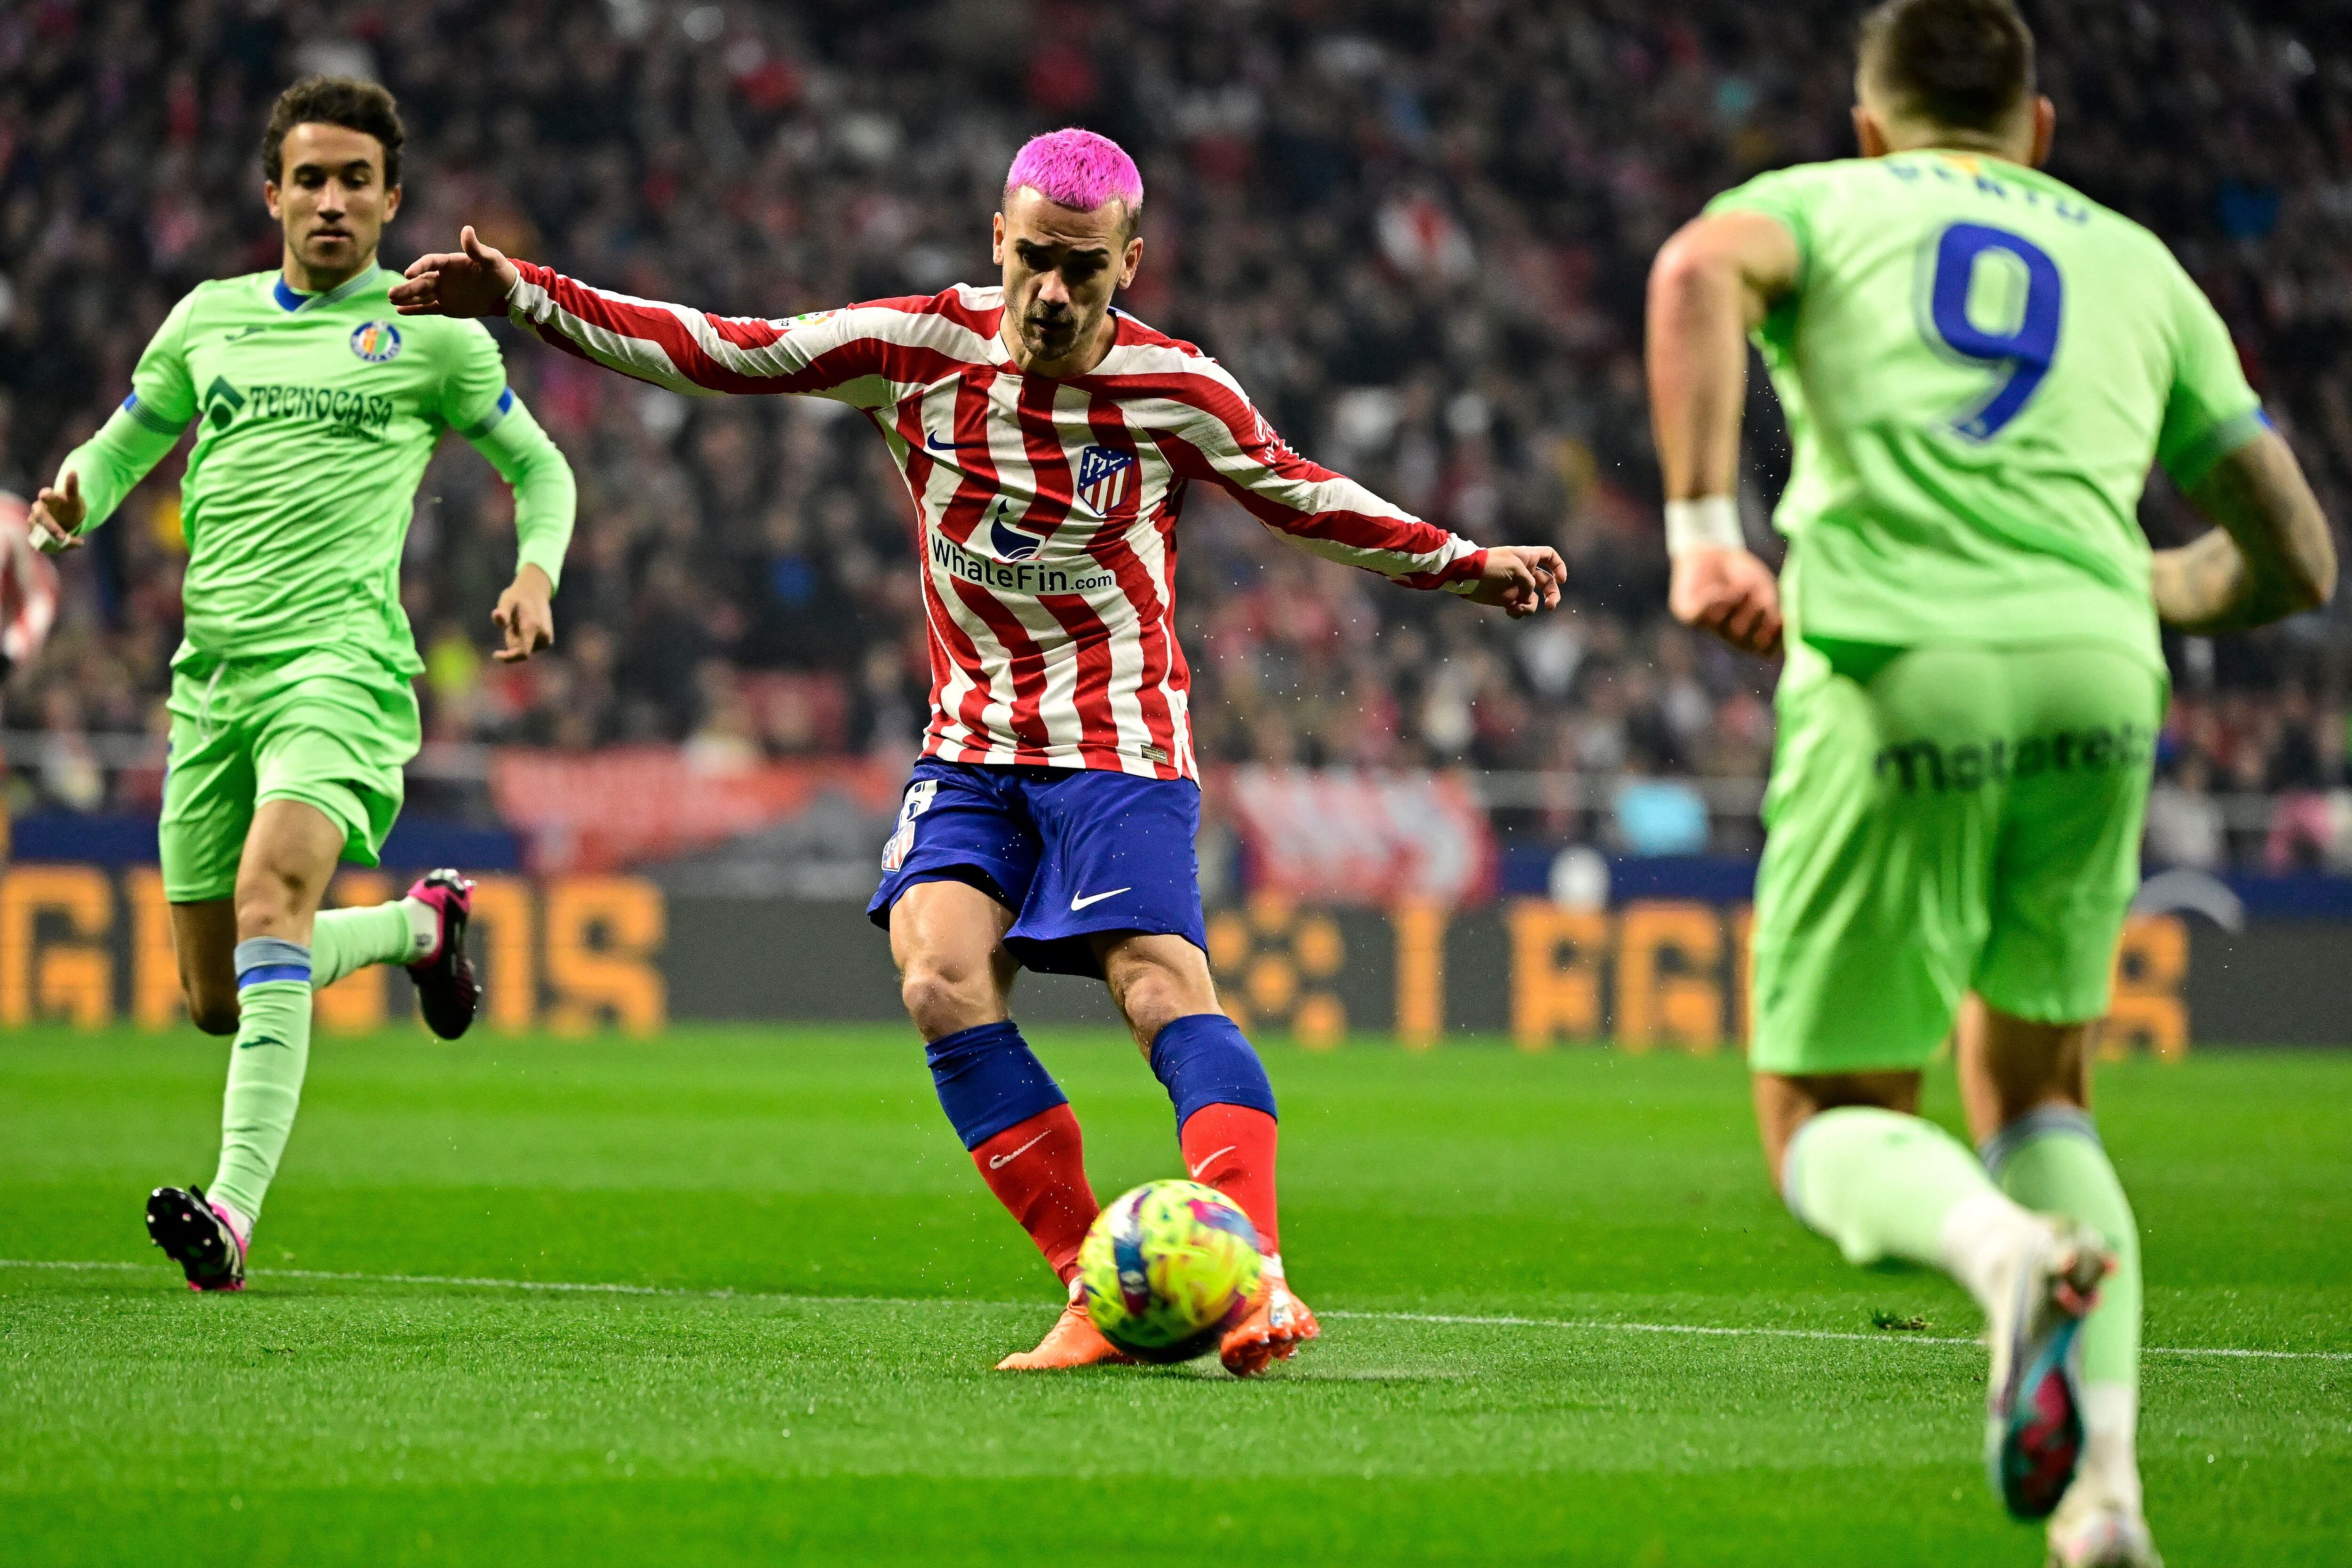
[[391, 226, 521, 318], [27, 470, 85, 554], [1465, 544, 1566, 618], [1669, 545, 1783, 657], [492, 565, 555, 662]]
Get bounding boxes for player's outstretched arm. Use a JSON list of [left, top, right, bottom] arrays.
[[29, 293, 199, 556], [1175, 374, 1559, 612], [390, 226, 520, 319], [396, 227, 889, 401], [2154, 430, 2337, 634], [1645, 210, 1799, 658], [1462, 545, 1567, 618]]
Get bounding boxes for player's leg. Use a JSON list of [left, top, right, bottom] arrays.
[[1094, 929, 1313, 1377], [891, 877, 1103, 1287], [147, 670, 264, 1287], [154, 661, 426, 1282], [169, 900, 241, 1035], [1961, 1005, 2152, 1567], [997, 765, 1312, 1374], [157, 673, 255, 1036], [1963, 644, 2165, 1567], [167, 882, 457, 1037], [870, 764, 1119, 1368], [1751, 642, 2114, 1519], [283, 655, 478, 1035], [147, 798, 344, 1289]]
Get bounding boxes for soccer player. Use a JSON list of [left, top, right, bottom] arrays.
[[392, 127, 1564, 1376], [26, 78, 578, 1293], [1645, 1, 2335, 1561]]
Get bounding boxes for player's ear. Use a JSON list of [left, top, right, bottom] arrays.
[[383, 183, 403, 223], [264, 180, 283, 221], [1119, 234, 1142, 291], [2028, 96, 2056, 168], [992, 210, 1006, 267], [1851, 104, 1890, 159]]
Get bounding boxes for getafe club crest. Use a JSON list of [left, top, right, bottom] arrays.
[[1075, 444, 1136, 517], [349, 320, 403, 364]]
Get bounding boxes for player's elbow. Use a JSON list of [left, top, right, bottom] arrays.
[[1647, 225, 1738, 316]]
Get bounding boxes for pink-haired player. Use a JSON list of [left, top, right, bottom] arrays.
[[393, 128, 1565, 1374]]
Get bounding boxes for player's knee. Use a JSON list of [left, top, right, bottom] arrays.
[[899, 959, 993, 1039], [232, 863, 312, 938], [187, 994, 240, 1035], [1111, 955, 1214, 1043]]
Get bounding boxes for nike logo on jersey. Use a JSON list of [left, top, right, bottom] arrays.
[[1070, 887, 1131, 911], [987, 1129, 1052, 1169], [924, 430, 989, 453], [1187, 1146, 1235, 1179]]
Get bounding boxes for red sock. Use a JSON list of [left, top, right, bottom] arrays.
[[1180, 1102, 1281, 1256], [970, 1105, 1100, 1283]]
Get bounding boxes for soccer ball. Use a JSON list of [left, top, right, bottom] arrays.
[[1078, 1179, 1263, 1363]]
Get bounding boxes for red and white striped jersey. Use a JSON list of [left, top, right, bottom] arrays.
[[505, 264, 1490, 780]]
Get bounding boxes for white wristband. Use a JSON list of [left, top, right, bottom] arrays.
[[1664, 495, 1743, 557]]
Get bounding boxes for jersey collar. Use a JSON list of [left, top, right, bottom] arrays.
[[270, 265, 384, 313]]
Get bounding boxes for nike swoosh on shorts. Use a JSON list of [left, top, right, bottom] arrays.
[[1070, 887, 1131, 911]]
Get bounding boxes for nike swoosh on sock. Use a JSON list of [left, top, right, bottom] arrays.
[[987, 1129, 1052, 1170], [1188, 1146, 1236, 1179]]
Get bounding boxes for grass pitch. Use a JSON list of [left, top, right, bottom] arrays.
[[2, 1026, 2345, 1567]]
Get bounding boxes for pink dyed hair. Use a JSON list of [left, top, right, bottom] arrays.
[[1002, 128, 1143, 228]]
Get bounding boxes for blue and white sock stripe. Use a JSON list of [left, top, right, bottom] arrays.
[[1979, 1104, 2100, 1176], [233, 937, 312, 990]]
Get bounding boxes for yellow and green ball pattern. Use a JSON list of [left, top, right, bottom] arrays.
[[1078, 1179, 1264, 1363]]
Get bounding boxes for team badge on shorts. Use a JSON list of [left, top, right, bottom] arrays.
[[350, 321, 404, 363], [882, 779, 940, 872]]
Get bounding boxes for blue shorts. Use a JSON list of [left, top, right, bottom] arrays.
[[866, 759, 1207, 979]]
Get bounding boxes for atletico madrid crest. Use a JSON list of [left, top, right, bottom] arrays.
[[1074, 444, 1136, 517]]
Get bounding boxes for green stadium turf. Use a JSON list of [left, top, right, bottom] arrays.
[[1, 1025, 2345, 1566]]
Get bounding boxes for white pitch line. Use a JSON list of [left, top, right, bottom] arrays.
[[5, 1258, 2347, 1363]]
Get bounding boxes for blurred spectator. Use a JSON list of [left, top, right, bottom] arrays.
[[2145, 754, 2226, 872]]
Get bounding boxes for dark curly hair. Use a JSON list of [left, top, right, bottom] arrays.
[[1859, 0, 2036, 134], [261, 75, 405, 187]]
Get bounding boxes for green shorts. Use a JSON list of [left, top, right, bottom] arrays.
[[159, 645, 421, 904], [1749, 638, 2164, 1076]]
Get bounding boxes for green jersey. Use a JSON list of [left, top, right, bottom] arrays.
[[57, 265, 574, 675], [1709, 152, 2266, 667]]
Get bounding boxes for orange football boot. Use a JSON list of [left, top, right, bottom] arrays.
[[1218, 1271, 1320, 1377], [996, 1292, 1139, 1371]]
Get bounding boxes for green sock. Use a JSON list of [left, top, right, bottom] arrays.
[[310, 901, 418, 988], [1985, 1106, 2141, 1388], [210, 941, 315, 1225], [1783, 1105, 2038, 1306]]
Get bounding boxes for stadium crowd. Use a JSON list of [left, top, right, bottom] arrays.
[[3, 0, 2349, 866]]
